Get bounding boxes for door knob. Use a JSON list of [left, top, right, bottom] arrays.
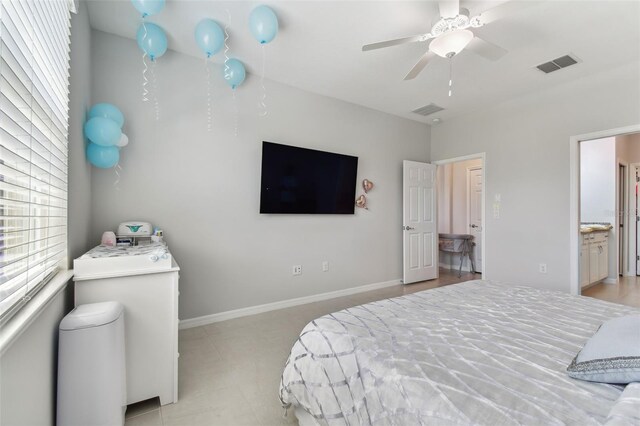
[[470, 224, 478, 228], [404, 226, 415, 231]]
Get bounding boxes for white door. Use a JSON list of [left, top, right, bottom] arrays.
[[636, 167, 640, 275], [467, 167, 483, 272], [403, 160, 438, 284], [619, 164, 625, 276]]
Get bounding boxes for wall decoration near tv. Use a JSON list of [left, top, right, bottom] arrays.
[[260, 142, 359, 214]]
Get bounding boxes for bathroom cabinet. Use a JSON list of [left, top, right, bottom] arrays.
[[580, 231, 609, 288]]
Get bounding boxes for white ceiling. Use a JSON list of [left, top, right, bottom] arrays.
[[86, 0, 640, 123]]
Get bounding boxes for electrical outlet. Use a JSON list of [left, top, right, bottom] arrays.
[[322, 261, 329, 272], [539, 263, 547, 274], [292, 265, 302, 276]]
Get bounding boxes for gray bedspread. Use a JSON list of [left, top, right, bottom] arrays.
[[279, 280, 640, 425]]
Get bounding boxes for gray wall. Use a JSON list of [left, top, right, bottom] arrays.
[[67, 0, 93, 263], [431, 62, 640, 292], [0, 3, 92, 424], [89, 31, 430, 320], [0, 287, 71, 426]]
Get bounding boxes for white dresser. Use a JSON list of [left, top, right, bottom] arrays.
[[74, 244, 180, 406]]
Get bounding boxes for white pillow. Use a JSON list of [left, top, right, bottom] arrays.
[[567, 315, 640, 384]]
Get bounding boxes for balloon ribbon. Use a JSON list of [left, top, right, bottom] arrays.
[[205, 56, 212, 132], [259, 44, 267, 117], [141, 22, 149, 102], [233, 90, 238, 137], [150, 59, 160, 121], [224, 10, 231, 80], [114, 164, 122, 191]]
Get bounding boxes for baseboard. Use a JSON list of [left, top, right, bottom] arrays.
[[603, 278, 618, 284], [179, 278, 402, 329]]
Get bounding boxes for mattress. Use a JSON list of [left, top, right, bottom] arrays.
[[279, 280, 639, 425]]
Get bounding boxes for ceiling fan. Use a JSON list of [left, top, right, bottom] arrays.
[[362, 0, 517, 83]]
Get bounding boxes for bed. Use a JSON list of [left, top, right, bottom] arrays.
[[279, 280, 640, 425]]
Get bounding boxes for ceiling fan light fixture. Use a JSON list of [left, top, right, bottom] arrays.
[[429, 29, 474, 58]]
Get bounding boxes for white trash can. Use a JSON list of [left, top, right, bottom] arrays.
[[57, 301, 126, 426]]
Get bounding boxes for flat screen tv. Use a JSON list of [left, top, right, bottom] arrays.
[[259, 142, 358, 214]]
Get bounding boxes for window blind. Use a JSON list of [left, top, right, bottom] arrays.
[[0, 0, 73, 321]]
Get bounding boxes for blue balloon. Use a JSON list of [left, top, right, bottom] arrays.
[[137, 22, 168, 61], [88, 103, 124, 128], [84, 117, 122, 147], [223, 59, 246, 90], [87, 143, 120, 169], [131, 0, 165, 18], [194, 19, 224, 58], [249, 5, 278, 44]]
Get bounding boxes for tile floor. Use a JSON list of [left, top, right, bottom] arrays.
[[124, 269, 480, 426], [582, 275, 640, 308]]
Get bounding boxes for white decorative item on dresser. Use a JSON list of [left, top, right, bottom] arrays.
[[73, 243, 180, 406]]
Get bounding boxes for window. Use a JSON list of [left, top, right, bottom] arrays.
[[0, 0, 74, 321]]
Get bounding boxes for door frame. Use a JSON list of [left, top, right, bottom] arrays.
[[616, 160, 628, 277], [433, 153, 487, 278], [569, 124, 640, 296], [631, 162, 640, 276], [466, 165, 483, 273]]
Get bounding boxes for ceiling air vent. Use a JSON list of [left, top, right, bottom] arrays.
[[412, 103, 444, 117], [536, 54, 579, 74]]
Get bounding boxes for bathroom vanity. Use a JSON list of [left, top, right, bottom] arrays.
[[580, 226, 611, 289]]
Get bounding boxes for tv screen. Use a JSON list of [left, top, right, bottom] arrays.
[[259, 142, 358, 214]]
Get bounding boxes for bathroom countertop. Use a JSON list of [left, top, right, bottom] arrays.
[[580, 224, 613, 234]]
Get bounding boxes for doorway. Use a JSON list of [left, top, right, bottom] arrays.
[[467, 166, 483, 272], [571, 127, 640, 305], [434, 153, 486, 277]]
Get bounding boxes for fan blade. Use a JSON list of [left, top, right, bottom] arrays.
[[466, 36, 507, 61], [439, 0, 460, 18], [475, 0, 535, 25], [362, 34, 427, 52], [404, 51, 436, 80]]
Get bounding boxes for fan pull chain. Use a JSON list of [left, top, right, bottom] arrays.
[[448, 57, 453, 97]]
